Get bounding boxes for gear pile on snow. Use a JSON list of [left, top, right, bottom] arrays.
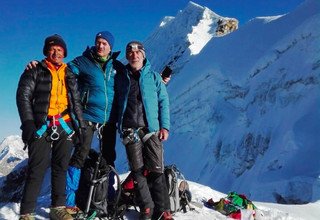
[[205, 191, 257, 219]]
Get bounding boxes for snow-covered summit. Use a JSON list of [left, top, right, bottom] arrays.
[[144, 1, 238, 73]]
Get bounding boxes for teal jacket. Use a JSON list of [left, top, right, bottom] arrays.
[[68, 47, 121, 124], [115, 59, 170, 132]]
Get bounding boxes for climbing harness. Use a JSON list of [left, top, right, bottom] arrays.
[[121, 127, 156, 145], [35, 113, 74, 141]]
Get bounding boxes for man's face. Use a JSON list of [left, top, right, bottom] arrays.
[[95, 38, 111, 58], [46, 45, 65, 65], [126, 49, 144, 71]]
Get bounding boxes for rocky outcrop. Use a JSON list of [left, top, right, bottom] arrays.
[[216, 18, 239, 36]]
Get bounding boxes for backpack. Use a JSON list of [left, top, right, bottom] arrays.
[[76, 150, 122, 219], [164, 165, 192, 213], [118, 165, 192, 215]]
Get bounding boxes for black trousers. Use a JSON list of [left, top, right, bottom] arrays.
[[124, 128, 166, 211], [148, 172, 168, 213], [20, 125, 73, 214], [101, 122, 117, 167], [130, 167, 167, 212], [69, 122, 117, 168]]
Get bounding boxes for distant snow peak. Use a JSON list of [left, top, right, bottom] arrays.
[[255, 15, 285, 23], [0, 135, 22, 147], [0, 135, 26, 176]]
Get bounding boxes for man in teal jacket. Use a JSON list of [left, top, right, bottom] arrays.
[[114, 41, 171, 220], [67, 31, 121, 168], [65, 31, 123, 211]]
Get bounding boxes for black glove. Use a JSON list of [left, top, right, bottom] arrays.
[[21, 120, 37, 145]]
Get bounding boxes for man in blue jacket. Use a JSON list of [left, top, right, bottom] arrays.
[[67, 31, 120, 168], [65, 31, 124, 211], [115, 41, 171, 220]]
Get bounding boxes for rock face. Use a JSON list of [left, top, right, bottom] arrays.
[[215, 18, 239, 36]]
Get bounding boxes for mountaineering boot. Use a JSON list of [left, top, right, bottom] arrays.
[[66, 206, 83, 215], [139, 207, 153, 220], [162, 211, 174, 220], [19, 213, 35, 220], [152, 210, 174, 220], [49, 206, 73, 220]]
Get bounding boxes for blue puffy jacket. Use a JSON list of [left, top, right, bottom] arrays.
[[68, 47, 121, 124], [115, 59, 170, 132]]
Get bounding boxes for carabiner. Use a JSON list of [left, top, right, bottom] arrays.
[[50, 125, 60, 141], [97, 124, 103, 140]]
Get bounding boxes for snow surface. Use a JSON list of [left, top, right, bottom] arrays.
[[1, 173, 320, 219]]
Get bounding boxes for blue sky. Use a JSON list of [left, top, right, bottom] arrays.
[[0, 0, 305, 140]]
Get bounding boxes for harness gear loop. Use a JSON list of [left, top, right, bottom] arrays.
[[35, 112, 74, 141]]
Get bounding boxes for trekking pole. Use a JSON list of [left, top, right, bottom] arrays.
[[84, 125, 104, 216]]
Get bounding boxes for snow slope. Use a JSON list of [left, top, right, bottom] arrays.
[[1, 172, 320, 219]]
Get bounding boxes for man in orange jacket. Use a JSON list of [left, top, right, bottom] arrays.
[[16, 34, 85, 220]]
